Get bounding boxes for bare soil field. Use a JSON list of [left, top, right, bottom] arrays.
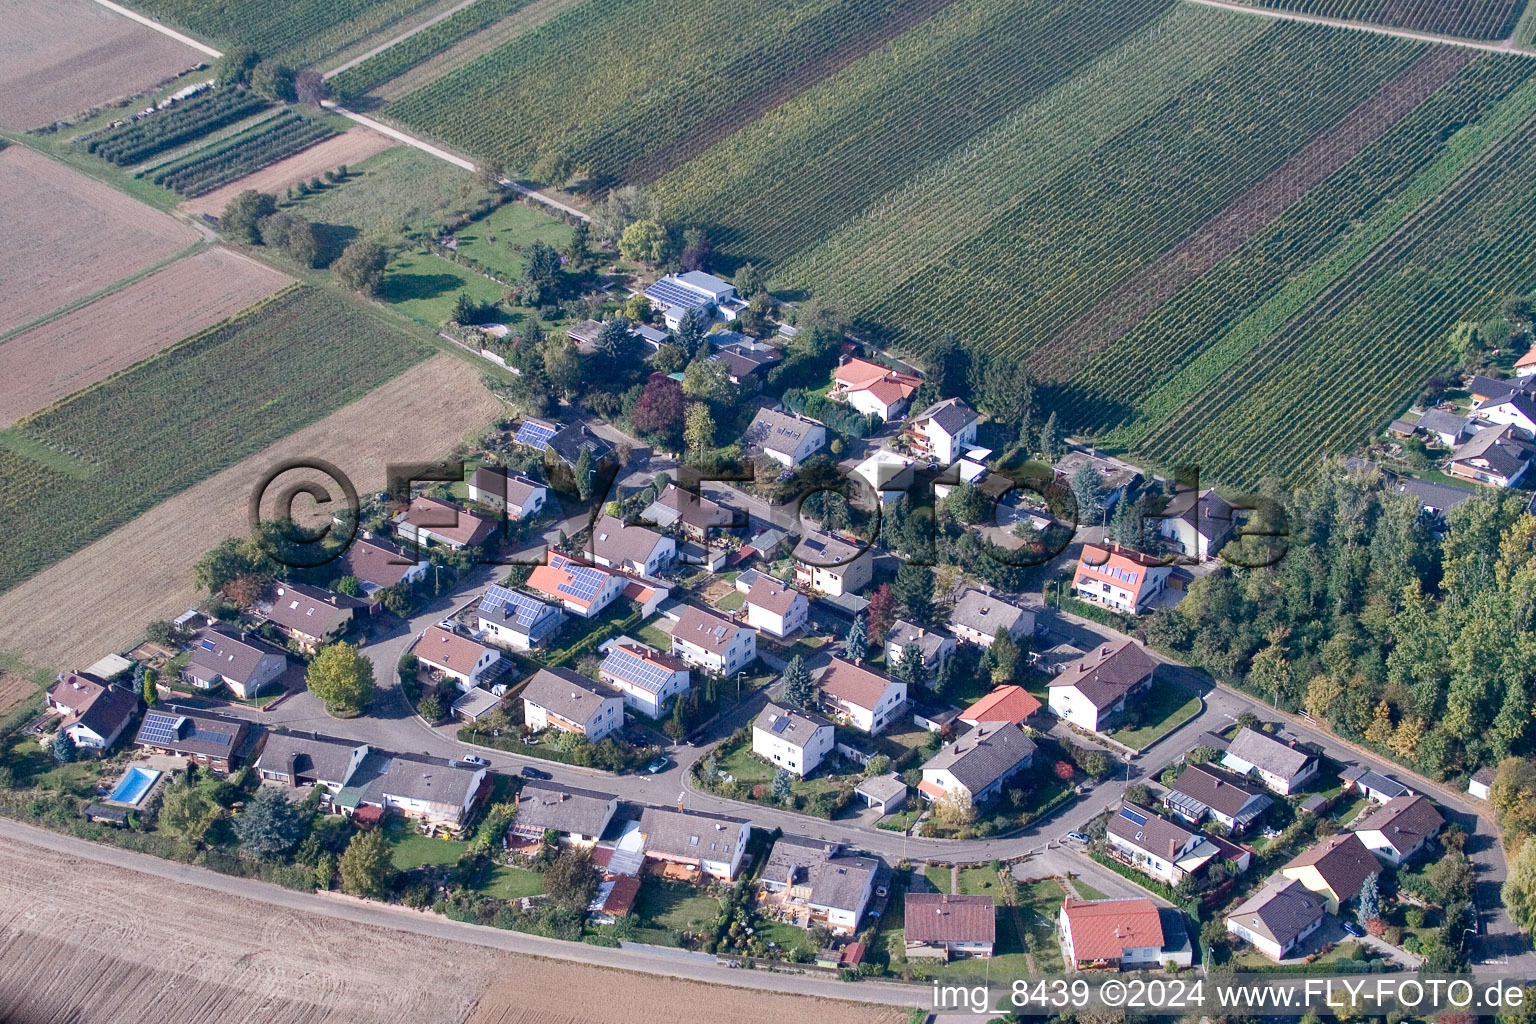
[[182, 130, 397, 217], [0, 673, 36, 718], [0, 247, 291, 427], [0, 354, 501, 671], [0, 0, 203, 130], [0, 146, 201, 335]]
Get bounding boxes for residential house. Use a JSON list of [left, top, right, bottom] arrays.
[[587, 515, 674, 576], [598, 637, 691, 718], [395, 496, 498, 551], [545, 422, 613, 472], [817, 658, 907, 735], [512, 416, 560, 451], [1157, 488, 1234, 562], [1163, 762, 1273, 834], [1353, 794, 1444, 865], [1061, 898, 1190, 970], [883, 620, 955, 680], [637, 806, 751, 880], [466, 467, 547, 518], [1416, 409, 1473, 447], [258, 581, 360, 653], [947, 589, 1033, 647], [475, 583, 566, 650], [959, 685, 1042, 729], [527, 554, 626, 618], [643, 482, 739, 543], [337, 536, 428, 597], [1221, 728, 1320, 795], [753, 702, 835, 777], [1517, 343, 1536, 377], [1105, 804, 1242, 886], [1448, 424, 1535, 488], [134, 706, 248, 773], [670, 605, 756, 677], [590, 875, 643, 924], [1477, 392, 1536, 435], [849, 449, 916, 503], [643, 271, 736, 329], [255, 732, 369, 791], [522, 667, 625, 743], [918, 723, 1035, 806], [903, 893, 995, 960], [743, 407, 827, 467], [1467, 374, 1536, 405], [415, 626, 501, 691], [710, 334, 782, 386], [1225, 878, 1326, 961], [1047, 639, 1157, 734], [45, 673, 136, 752], [509, 779, 618, 846], [1072, 544, 1173, 616], [760, 834, 879, 934], [793, 531, 874, 597], [1339, 766, 1412, 805], [1280, 833, 1380, 914], [855, 773, 908, 814], [743, 574, 809, 639], [182, 627, 287, 700], [1391, 476, 1478, 528], [1054, 451, 1142, 510], [1469, 766, 1495, 801], [905, 398, 978, 466], [831, 357, 922, 421], [333, 751, 486, 833]]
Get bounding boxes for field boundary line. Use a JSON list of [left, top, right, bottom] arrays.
[[324, 0, 483, 79], [83, 0, 222, 57], [1182, 0, 1536, 55]]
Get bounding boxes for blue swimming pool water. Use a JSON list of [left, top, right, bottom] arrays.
[[108, 766, 160, 806]]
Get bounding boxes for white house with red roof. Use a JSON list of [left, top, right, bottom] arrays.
[[527, 554, 626, 618], [670, 605, 756, 677], [1060, 897, 1188, 968], [742, 574, 809, 638], [959, 685, 1042, 728], [1517, 343, 1536, 378], [1072, 543, 1173, 615], [598, 636, 690, 717], [831, 357, 922, 420], [816, 658, 906, 735], [415, 626, 501, 691], [395, 497, 498, 550]]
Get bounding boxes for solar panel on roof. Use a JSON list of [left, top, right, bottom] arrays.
[[772, 716, 789, 734], [513, 420, 557, 451], [199, 638, 217, 651], [1119, 807, 1147, 826], [138, 711, 184, 746], [645, 279, 711, 309]]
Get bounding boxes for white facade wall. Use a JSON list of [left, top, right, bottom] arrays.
[[752, 721, 834, 776]]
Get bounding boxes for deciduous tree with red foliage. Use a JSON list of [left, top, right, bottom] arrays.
[[865, 582, 896, 640], [631, 374, 685, 443]]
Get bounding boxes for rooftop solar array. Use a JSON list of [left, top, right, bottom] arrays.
[[549, 554, 608, 602], [644, 279, 713, 310], [199, 637, 217, 651], [481, 583, 557, 626], [601, 645, 679, 694], [1118, 806, 1147, 827], [138, 711, 186, 746], [513, 419, 558, 451], [771, 715, 790, 734]]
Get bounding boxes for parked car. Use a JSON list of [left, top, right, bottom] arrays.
[[1342, 920, 1365, 938], [645, 756, 670, 775], [1066, 831, 1090, 844], [460, 755, 489, 768], [520, 765, 551, 780]]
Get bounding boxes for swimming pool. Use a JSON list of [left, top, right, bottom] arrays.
[[107, 766, 160, 806]]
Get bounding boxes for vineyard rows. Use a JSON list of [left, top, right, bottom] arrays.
[[329, 0, 533, 100], [148, 113, 336, 196], [0, 287, 427, 593], [1244, 0, 1526, 40], [385, 0, 956, 181], [127, 0, 443, 67], [83, 87, 270, 167]]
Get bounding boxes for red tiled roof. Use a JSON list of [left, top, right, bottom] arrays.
[[903, 894, 995, 944], [416, 626, 491, 673], [1062, 898, 1163, 961], [1075, 543, 1167, 605], [818, 658, 896, 712], [960, 685, 1042, 725]]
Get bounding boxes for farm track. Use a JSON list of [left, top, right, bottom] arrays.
[[324, 0, 481, 78], [1183, 0, 1536, 53]]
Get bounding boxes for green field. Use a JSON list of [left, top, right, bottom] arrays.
[[286, 146, 490, 243], [1237, 0, 1527, 40], [380, 251, 510, 325], [329, 0, 534, 100], [448, 200, 573, 280], [0, 286, 428, 592]]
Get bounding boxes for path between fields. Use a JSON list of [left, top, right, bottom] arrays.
[[323, 0, 483, 79], [1182, 0, 1536, 55], [84, 0, 219, 56]]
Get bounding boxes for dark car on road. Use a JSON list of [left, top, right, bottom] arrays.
[[520, 765, 551, 780]]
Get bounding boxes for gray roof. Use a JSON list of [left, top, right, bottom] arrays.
[[588, 515, 668, 568], [186, 627, 284, 686], [1483, 391, 1536, 422], [1168, 763, 1271, 820], [255, 732, 365, 784], [261, 581, 359, 637], [754, 702, 832, 748], [1109, 804, 1196, 859], [1416, 408, 1471, 438], [512, 779, 617, 838], [478, 584, 565, 634], [644, 482, 736, 533], [339, 537, 422, 589], [856, 772, 908, 804], [1354, 794, 1444, 852], [638, 806, 748, 861], [922, 723, 1036, 795], [1228, 877, 1325, 947], [75, 686, 137, 741], [947, 589, 1029, 637], [744, 407, 825, 457], [793, 530, 868, 572], [1452, 424, 1536, 478], [914, 397, 977, 436], [1391, 476, 1478, 514], [547, 423, 611, 468], [451, 687, 501, 719], [1224, 728, 1314, 781], [1162, 488, 1235, 541], [1050, 639, 1157, 709], [1340, 766, 1411, 800], [672, 605, 748, 655], [469, 467, 544, 508], [884, 619, 951, 659], [339, 751, 482, 809], [523, 667, 621, 724], [761, 834, 878, 914], [135, 706, 245, 759], [1283, 832, 1379, 902]]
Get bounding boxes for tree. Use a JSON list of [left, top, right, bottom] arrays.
[[1079, 750, 1112, 778], [521, 241, 564, 304], [893, 564, 934, 625], [142, 666, 158, 707], [683, 402, 715, 464], [541, 338, 581, 401], [235, 785, 305, 855], [450, 290, 483, 325], [772, 768, 794, 804], [544, 845, 600, 911], [782, 655, 814, 709], [934, 790, 976, 826], [333, 239, 388, 295], [51, 729, 76, 763], [865, 754, 891, 778], [249, 61, 296, 102], [595, 317, 633, 361], [672, 306, 711, 359], [679, 225, 712, 272], [843, 614, 867, 663], [159, 783, 219, 844], [220, 189, 277, 244], [1503, 294, 1536, 335], [1068, 462, 1106, 523], [306, 642, 375, 717], [1036, 411, 1060, 463], [982, 368, 1035, 438], [631, 375, 686, 441], [565, 221, 591, 266], [619, 219, 668, 264], [733, 263, 766, 297], [934, 652, 961, 695], [865, 583, 896, 639], [295, 68, 328, 104], [418, 693, 444, 721], [1357, 871, 1381, 926], [338, 828, 394, 899], [682, 356, 734, 404], [896, 642, 925, 686]]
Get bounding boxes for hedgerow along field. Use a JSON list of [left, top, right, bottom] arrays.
[[1240, 0, 1528, 40], [148, 111, 335, 196], [0, 285, 429, 592], [81, 86, 270, 167]]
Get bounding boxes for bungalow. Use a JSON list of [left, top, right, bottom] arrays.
[[258, 581, 360, 653], [637, 806, 751, 880], [587, 515, 674, 576], [1221, 728, 1320, 795], [134, 706, 248, 773], [183, 627, 287, 700], [831, 357, 921, 421], [744, 407, 827, 467], [1280, 832, 1379, 915], [1340, 766, 1412, 805], [670, 605, 756, 677], [918, 723, 1035, 806], [849, 449, 916, 503], [1047, 639, 1157, 734], [45, 673, 136, 752], [1226, 878, 1325, 961], [1164, 762, 1273, 834], [1157, 488, 1234, 562], [1061, 897, 1190, 970], [743, 574, 809, 639], [255, 732, 369, 791], [711, 338, 782, 386], [337, 536, 428, 597], [883, 620, 955, 680], [753, 702, 835, 777], [475, 583, 566, 650], [959, 685, 1042, 729], [527, 554, 626, 618], [643, 271, 735, 329], [793, 531, 874, 597], [1105, 804, 1240, 886], [1416, 409, 1473, 447], [905, 397, 978, 466], [395, 496, 498, 551], [643, 482, 739, 543], [509, 779, 618, 846], [545, 422, 613, 472], [760, 835, 879, 934], [513, 416, 560, 451], [522, 667, 625, 743], [466, 466, 547, 519], [1072, 544, 1173, 616], [817, 658, 907, 735], [598, 637, 691, 718], [903, 893, 995, 960], [1054, 451, 1141, 511], [334, 751, 486, 833], [947, 589, 1033, 647], [1353, 794, 1444, 865], [1448, 424, 1535, 489], [415, 626, 500, 691]]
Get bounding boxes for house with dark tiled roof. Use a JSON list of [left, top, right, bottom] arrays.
[[522, 667, 624, 743], [918, 723, 1035, 806], [1281, 832, 1380, 915], [636, 806, 751, 880], [1478, 391, 1536, 436], [793, 530, 874, 597], [1226, 877, 1325, 961], [587, 515, 674, 576], [255, 732, 370, 791], [905, 397, 978, 465], [1354, 794, 1444, 865], [1047, 639, 1157, 733], [670, 605, 756, 677], [1221, 727, 1320, 795], [46, 672, 136, 752], [1105, 803, 1247, 886], [475, 584, 566, 650], [415, 625, 501, 691], [258, 580, 363, 653], [643, 482, 739, 543], [760, 835, 880, 934], [337, 537, 428, 596], [135, 706, 249, 773], [1164, 762, 1272, 834], [333, 751, 486, 833], [817, 658, 906, 735], [753, 702, 834, 777], [744, 407, 826, 467], [509, 779, 618, 846], [183, 627, 287, 700], [904, 893, 995, 960], [1449, 423, 1535, 489], [466, 466, 547, 519], [1340, 766, 1412, 805], [883, 620, 955, 680], [1416, 409, 1473, 447], [1157, 488, 1235, 562], [947, 589, 1032, 647]]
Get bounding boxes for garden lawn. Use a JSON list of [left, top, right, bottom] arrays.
[[923, 864, 952, 894], [958, 866, 1003, 902], [760, 919, 815, 955], [480, 864, 545, 899], [449, 200, 573, 279], [387, 822, 468, 869], [714, 737, 845, 801], [636, 877, 719, 938], [8, 737, 101, 797], [1071, 879, 1108, 901], [633, 620, 673, 651], [379, 252, 509, 326], [288, 147, 488, 243], [1110, 678, 1201, 749], [714, 590, 745, 612]]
